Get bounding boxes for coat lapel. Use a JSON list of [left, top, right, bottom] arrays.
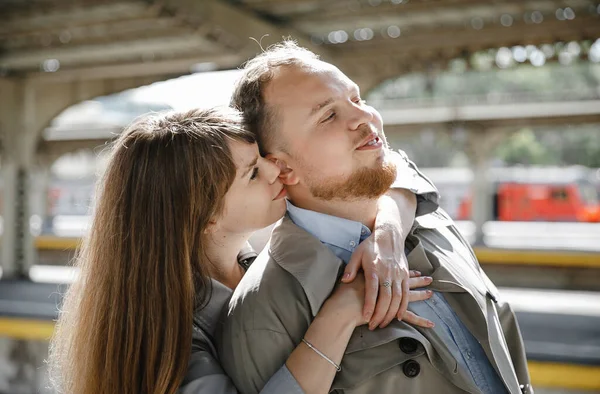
[[269, 215, 344, 317]]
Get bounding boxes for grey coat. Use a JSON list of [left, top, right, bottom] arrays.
[[217, 210, 532, 394]]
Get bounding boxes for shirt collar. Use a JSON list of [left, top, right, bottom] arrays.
[[286, 200, 371, 256]]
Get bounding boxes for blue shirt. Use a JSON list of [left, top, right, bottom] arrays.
[[287, 201, 507, 394]]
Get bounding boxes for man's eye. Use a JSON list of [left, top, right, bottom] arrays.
[[354, 98, 366, 105], [250, 167, 259, 180], [322, 112, 335, 123]]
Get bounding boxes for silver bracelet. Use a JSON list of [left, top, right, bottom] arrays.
[[301, 338, 342, 372]]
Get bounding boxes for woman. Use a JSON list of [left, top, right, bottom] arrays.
[[48, 107, 433, 394]]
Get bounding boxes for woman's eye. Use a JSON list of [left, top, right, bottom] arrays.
[[250, 167, 259, 180], [354, 98, 366, 105]]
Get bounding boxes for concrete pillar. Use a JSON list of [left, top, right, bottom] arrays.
[[463, 128, 506, 246], [29, 166, 51, 235], [0, 80, 37, 278]]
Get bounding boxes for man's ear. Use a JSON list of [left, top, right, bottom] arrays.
[[266, 154, 299, 186]]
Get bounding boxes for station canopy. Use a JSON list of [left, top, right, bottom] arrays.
[[1, 0, 599, 83]]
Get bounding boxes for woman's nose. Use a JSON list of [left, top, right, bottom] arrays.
[[262, 157, 281, 184]]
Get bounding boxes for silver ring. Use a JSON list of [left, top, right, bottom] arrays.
[[381, 280, 392, 288]]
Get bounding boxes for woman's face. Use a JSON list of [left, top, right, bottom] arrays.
[[216, 140, 287, 235]]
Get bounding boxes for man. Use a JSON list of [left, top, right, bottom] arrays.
[[218, 41, 531, 394]]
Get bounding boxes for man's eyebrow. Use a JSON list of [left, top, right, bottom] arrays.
[[241, 156, 259, 178], [310, 98, 334, 117]]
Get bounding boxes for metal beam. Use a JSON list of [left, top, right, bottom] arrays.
[[0, 2, 158, 35], [25, 53, 241, 82], [335, 15, 600, 61], [381, 100, 600, 131], [166, 0, 334, 62], [0, 34, 223, 70]]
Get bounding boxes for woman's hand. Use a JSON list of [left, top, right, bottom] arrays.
[[342, 192, 434, 330], [326, 272, 434, 328]]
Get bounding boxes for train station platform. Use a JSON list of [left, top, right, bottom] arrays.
[[0, 279, 598, 392]]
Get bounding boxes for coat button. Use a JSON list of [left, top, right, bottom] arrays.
[[403, 360, 420, 378], [399, 338, 419, 354]]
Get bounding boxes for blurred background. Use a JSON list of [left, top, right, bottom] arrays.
[[1, 0, 599, 393]]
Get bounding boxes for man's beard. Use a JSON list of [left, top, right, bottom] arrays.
[[306, 154, 397, 201]]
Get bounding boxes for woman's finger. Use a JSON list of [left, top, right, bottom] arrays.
[[400, 311, 435, 328], [408, 289, 433, 302], [396, 279, 410, 321], [342, 249, 363, 283], [368, 278, 392, 330], [407, 275, 433, 289], [409, 270, 422, 278], [362, 269, 379, 322], [380, 280, 402, 328]]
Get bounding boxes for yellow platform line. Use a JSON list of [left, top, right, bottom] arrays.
[[34, 236, 600, 268], [0, 318, 55, 340], [34, 236, 81, 250], [0, 318, 599, 390], [528, 361, 600, 391], [474, 247, 600, 268]]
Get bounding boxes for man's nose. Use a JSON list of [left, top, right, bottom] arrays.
[[348, 103, 374, 131], [262, 158, 281, 184]]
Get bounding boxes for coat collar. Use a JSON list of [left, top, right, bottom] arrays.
[[193, 279, 233, 338], [269, 215, 344, 317]]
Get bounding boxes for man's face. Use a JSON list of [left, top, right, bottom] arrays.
[[264, 60, 396, 200]]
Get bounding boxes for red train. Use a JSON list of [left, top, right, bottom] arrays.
[[423, 166, 600, 222]]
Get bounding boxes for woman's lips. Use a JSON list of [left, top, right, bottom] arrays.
[[273, 187, 287, 200]]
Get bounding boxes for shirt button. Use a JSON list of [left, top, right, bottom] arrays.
[[466, 351, 473, 360], [360, 228, 367, 235], [349, 240, 356, 247]]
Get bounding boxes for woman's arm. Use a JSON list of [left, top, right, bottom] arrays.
[[341, 190, 434, 330], [285, 272, 432, 394]]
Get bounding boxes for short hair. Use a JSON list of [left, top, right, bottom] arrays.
[[230, 40, 319, 154]]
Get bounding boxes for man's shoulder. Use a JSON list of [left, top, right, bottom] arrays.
[[224, 246, 310, 331]]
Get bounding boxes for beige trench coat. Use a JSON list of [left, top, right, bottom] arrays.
[[217, 209, 532, 394]]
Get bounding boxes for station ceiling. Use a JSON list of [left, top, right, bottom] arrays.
[[1, 0, 599, 82]]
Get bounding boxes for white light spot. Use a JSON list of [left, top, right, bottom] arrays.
[[564, 7, 575, 20], [328, 31, 338, 43], [41, 59, 60, 72], [530, 50, 546, 67], [387, 25, 401, 38], [496, 47, 513, 68], [336, 30, 349, 43], [59, 30, 72, 44], [531, 10, 544, 23], [500, 14, 513, 27], [368, 0, 382, 6], [512, 46, 527, 62], [556, 8, 565, 20], [470, 17, 484, 30], [541, 44, 555, 58], [559, 51, 574, 65], [566, 41, 581, 56], [589, 39, 600, 62]]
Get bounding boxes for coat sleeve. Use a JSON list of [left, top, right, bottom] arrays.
[[388, 149, 440, 217], [180, 343, 304, 394], [219, 327, 302, 394]]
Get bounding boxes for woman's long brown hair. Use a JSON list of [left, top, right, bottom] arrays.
[[48, 107, 255, 394]]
